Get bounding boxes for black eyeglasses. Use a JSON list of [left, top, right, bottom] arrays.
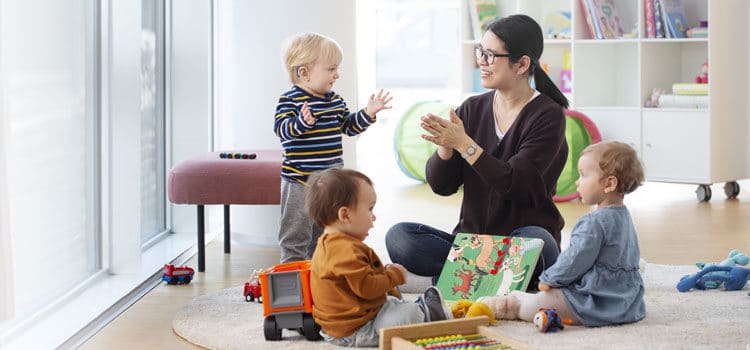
[[475, 45, 511, 65]]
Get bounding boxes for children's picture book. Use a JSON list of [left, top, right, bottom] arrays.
[[652, 0, 666, 38], [543, 11, 571, 39], [579, 0, 603, 39], [660, 0, 688, 38], [468, 0, 499, 41], [436, 233, 544, 305], [672, 83, 708, 96], [591, 0, 625, 39], [644, 0, 656, 38]]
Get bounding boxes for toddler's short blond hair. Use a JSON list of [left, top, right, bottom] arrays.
[[582, 141, 645, 194], [282, 32, 343, 84]]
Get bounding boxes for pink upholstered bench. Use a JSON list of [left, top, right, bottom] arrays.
[[168, 150, 282, 272]]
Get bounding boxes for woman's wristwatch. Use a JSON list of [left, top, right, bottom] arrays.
[[460, 142, 478, 159]]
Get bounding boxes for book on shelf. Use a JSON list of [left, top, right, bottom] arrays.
[[653, 0, 666, 38], [660, 0, 688, 38], [579, 0, 603, 39], [590, 0, 625, 39], [686, 26, 708, 38], [672, 83, 708, 96], [644, 0, 656, 38], [468, 0, 499, 41], [658, 94, 708, 108], [544, 11, 572, 39], [435, 233, 544, 306]]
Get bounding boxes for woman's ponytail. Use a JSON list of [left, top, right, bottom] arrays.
[[533, 66, 569, 109]]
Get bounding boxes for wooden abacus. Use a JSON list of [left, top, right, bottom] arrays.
[[379, 316, 531, 350]]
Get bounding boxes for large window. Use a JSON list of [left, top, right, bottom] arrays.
[[0, 0, 99, 324], [356, 0, 460, 179], [374, 0, 459, 88], [140, 0, 167, 246]]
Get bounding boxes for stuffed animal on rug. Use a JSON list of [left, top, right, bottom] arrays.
[[533, 308, 573, 333], [694, 249, 749, 289], [451, 299, 496, 325], [677, 265, 750, 292]]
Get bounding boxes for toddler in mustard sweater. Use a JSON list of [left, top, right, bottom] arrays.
[[306, 168, 448, 347]]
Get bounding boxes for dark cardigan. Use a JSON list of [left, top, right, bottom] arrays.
[[425, 91, 567, 247]]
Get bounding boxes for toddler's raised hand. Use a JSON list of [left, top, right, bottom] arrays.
[[301, 101, 315, 125], [365, 89, 393, 117]]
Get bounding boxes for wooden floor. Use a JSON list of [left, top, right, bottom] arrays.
[[80, 173, 750, 349]]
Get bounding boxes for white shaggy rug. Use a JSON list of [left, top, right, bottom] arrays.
[[172, 264, 750, 349]]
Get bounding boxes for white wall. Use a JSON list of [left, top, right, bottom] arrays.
[[214, 1, 357, 243], [169, 0, 215, 235]]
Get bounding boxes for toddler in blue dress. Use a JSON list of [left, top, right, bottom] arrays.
[[479, 141, 646, 326]]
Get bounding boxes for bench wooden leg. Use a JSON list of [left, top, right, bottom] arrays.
[[197, 205, 205, 272], [223, 205, 231, 254]]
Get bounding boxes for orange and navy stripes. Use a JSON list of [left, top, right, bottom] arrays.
[[273, 85, 374, 184]]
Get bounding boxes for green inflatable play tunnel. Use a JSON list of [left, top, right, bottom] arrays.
[[393, 101, 452, 182], [553, 110, 602, 202], [392, 104, 601, 202]]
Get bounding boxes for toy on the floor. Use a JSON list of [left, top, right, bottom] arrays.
[[533, 308, 572, 333], [450, 299, 496, 325], [260, 260, 322, 341], [219, 152, 256, 159], [413, 333, 504, 348], [243, 269, 263, 303], [677, 265, 750, 292], [694, 249, 749, 289], [162, 264, 195, 284]]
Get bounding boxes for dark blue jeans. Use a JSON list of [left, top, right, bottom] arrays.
[[385, 222, 560, 289]]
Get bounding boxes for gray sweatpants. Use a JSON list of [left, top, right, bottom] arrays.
[[278, 180, 323, 262], [321, 296, 425, 347]]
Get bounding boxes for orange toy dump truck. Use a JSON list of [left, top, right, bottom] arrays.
[[259, 260, 321, 341]]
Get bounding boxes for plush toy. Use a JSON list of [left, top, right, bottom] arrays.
[[451, 299, 496, 325], [677, 265, 750, 292], [533, 308, 573, 333], [695, 61, 708, 84], [694, 249, 749, 289]]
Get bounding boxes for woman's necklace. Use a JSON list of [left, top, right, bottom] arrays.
[[493, 89, 535, 134]]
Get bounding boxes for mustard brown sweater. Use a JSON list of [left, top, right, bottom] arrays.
[[310, 232, 405, 338]]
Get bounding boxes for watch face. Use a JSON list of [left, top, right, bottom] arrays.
[[467, 145, 476, 155]]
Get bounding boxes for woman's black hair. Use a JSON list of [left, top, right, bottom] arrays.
[[486, 14, 569, 109]]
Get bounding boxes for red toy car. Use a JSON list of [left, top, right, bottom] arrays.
[[244, 270, 262, 303], [162, 264, 194, 284]]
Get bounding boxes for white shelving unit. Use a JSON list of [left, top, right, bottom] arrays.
[[459, 0, 750, 201]]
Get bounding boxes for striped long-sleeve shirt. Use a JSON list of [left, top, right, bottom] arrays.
[[273, 85, 375, 184]]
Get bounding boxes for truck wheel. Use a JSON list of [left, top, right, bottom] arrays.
[[183, 276, 192, 284], [302, 313, 322, 341], [264, 316, 282, 341], [245, 293, 254, 302], [257, 294, 263, 304]]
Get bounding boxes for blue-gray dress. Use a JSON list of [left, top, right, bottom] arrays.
[[539, 206, 646, 326]]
